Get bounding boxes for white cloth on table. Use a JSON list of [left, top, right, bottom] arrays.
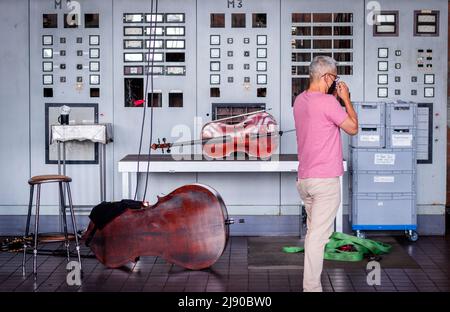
[[51, 124, 113, 144]]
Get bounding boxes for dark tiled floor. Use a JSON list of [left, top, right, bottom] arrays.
[[1, 236, 449, 292]]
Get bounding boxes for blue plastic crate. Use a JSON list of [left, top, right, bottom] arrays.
[[350, 147, 416, 171], [351, 124, 385, 148], [386, 101, 418, 127], [351, 170, 416, 194], [386, 126, 417, 149], [351, 192, 417, 229], [353, 102, 385, 125]]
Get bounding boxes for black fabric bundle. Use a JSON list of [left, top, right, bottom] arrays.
[[88, 199, 142, 230], [85, 199, 142, 246]]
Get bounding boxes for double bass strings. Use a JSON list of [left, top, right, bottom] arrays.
[[154, 129, 297, 151]]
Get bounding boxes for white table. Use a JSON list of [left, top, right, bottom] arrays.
[[118, 154, 347, 232], [51, 123, 113, 201]]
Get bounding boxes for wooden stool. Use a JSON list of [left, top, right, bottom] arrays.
[[22, 175, 82, 276]]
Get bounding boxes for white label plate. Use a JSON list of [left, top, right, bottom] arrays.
[[374, 176, 395, 183], [392, 134, 412, 147], [374, 153, 395, 165], [360, 135, 380, 142]]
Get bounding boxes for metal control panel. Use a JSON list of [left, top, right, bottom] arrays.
[[29, 0, 113, 207], [364, 0, 447, 222], [197, 0, 278, 129]]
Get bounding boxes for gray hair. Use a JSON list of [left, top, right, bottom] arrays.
[[309, 55, 337, 81]]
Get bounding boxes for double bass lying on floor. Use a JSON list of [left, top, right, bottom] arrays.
[[83, 184, 232, 270]]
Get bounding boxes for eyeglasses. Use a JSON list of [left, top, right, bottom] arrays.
[[322, 73, 340, 82]]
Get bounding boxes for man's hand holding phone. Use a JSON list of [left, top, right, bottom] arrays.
[[336, 81, 350, 103]]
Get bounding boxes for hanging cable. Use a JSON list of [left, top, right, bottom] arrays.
[[133, 0, 157, 201], [142, 0, 159, 201]]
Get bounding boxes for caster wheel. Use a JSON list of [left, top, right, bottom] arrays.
[[355, 230, 366, 239], [407, 230, 419, 242]]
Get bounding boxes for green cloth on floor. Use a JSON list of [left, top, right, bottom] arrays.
[[282, 232, 392, 262]]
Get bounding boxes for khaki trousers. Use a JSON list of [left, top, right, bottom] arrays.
[[296, 177, 341, 292]]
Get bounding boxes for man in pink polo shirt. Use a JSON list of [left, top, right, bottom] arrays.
[[293, 56, 358, 292]]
